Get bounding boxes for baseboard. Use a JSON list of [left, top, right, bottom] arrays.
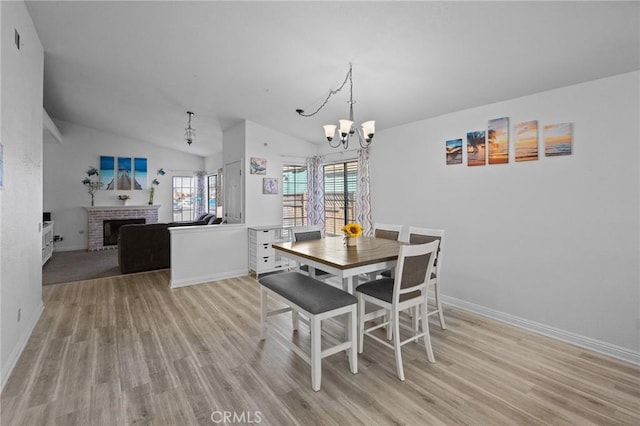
[[442, 295, 640, 366], [1, 301, 44, 390], [170, 269, 248, 289], [54, 245, 86, 252]]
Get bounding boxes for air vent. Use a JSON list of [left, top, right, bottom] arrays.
[[14, 29, 20, 50]]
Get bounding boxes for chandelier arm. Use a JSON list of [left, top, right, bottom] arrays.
[[354, 127, 372, 149], [297, 64, 353, 117], [327, 136, 343, 149]]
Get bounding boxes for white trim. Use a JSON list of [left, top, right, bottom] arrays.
[[1, 302, 44, 390], [170, 269, 248, 288], [442, 295, 640, 366]]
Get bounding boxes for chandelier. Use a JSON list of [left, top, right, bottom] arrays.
[[296, 63, 375, 149], [184, 111, 195, 146]]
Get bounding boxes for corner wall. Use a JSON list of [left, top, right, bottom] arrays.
[[1, 1, 45, 387], [244, 120, 316, 226], [370, 71, 640, 360]]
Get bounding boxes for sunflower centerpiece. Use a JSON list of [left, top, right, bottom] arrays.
[[342, 222, 363, 247]]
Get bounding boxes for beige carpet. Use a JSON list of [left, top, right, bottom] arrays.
[[42, 249, 122, 285]]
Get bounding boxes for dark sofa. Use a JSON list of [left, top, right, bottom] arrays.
[[118, 216, 222, 274]]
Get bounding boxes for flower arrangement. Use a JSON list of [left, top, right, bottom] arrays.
[[118, 194, 131, 201], [342, 222, 363, 247], [82, 166, 103, 206], [342, 222, 363, 237], [148, 168, 165, 204]]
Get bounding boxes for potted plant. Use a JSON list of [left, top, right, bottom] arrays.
[[82, 166, 103, 206]]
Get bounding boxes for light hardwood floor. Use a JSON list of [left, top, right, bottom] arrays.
[[2, 271, 639, 425]]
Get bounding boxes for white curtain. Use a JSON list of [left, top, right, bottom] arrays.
[[356, 148, 373, 236], [306, 155, 325, 229]]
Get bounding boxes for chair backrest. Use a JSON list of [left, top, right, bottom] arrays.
[[407, 227, 445, 274], [291, 225, 324, 242], [393, 240, 439, 303], [373, 223, 403, 241]]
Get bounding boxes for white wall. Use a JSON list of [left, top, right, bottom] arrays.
[[43, 120, 205, 251], [1, 1, 44, 387], [244, 120, 316, 226], [169, 224, 249, 288], [370, 71, 640, 358]]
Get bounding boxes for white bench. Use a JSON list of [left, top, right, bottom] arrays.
[[258, 271, 358, 391]]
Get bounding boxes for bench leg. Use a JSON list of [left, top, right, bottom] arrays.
[[311, 316, 322, 391], [260, 288, 268, 340], [348, 306, 358, 374]]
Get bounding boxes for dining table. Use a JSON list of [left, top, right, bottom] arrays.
[[272, 235, 403, 294]]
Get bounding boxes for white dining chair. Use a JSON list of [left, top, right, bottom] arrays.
[[407, 227, 446, 330], [290, 225, 334, 280], [356, 240, 440, 381], [373, 222, 404, 242]]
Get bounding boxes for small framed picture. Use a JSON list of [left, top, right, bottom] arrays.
[[250, 157, 267, 174], [263, 177, 278, 194]]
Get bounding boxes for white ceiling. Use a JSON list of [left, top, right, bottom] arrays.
[[26, 1, 640, 157]]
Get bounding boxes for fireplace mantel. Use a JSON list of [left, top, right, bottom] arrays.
[[85, 205, 160, 251], [85, 205, 161, 211]]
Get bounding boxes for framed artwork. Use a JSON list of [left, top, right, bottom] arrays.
[[250, 157, 267, 174], [133, 157, 147, 190], [488, 117, 509, 164], [100, 155, 115, 190], [263, 177, 278, 194], [117, 157, 132, 190], [467, 131, 486, 166], [545, 123, 573, 156], [515, 120, 539, 162], [446, 139, 463, 165]]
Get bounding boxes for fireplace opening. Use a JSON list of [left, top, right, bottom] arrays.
[[103, 218, 145, 246]]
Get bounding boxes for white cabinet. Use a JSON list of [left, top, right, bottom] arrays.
[[42, 221, 54, 265], [248, 226, 291, 277]]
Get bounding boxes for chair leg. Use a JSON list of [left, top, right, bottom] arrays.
[[260, 288, 268, 340], [292, 308, 299, 331], [358, 293, 365, 354], [348, 306, 358, 374], [412, 306, 420, 335], [421, 301, 435, 363], [386, 309, 392, 340], [392, 310, 405, 381], [311, 316, 322, 391], [434, 280, 446, 330]]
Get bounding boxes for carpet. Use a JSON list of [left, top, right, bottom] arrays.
[[42, 249, 123, 285]]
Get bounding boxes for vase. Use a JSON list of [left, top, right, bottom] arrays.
[[121, 199, 128, 206], [346, 236, 357, 247], [90, 194, 95, 207]]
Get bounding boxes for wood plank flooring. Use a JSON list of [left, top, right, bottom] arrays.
[[2, 271, 639, 425]]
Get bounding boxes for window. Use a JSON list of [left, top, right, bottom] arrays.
[[172, 176, 195, 221], [207, 174, 217, 215], [282, 165, 307, 227], [324, 161, 357, 236]]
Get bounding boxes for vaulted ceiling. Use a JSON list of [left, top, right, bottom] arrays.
[[26, 1, 640, 157]]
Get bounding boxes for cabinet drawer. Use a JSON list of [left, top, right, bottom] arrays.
[[256, 230, 275, 244], [257, 243, 274, 256], [258, 256, 275, 270]]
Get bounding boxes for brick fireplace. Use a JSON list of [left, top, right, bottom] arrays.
[[85, 205, 159, 251]]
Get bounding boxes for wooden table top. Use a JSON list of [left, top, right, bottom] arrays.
[[272, 236, 403, 270]]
